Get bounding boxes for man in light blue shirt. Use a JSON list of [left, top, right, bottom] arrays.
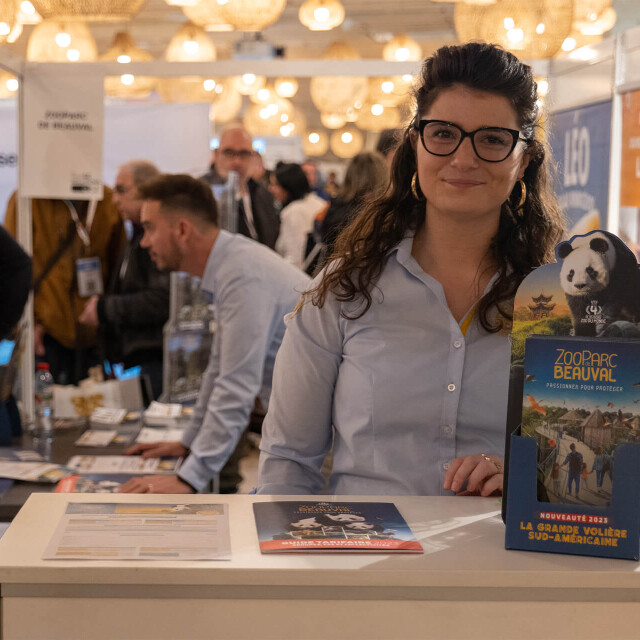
[[120, 174, 308, 494]]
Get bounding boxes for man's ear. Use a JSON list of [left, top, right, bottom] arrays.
[[175, 218, 192, 244]]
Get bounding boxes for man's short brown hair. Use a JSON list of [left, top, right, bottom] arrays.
[[138, 174, 218, 226]]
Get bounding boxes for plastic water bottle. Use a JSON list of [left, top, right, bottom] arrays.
[[34, 362, 54, 441]]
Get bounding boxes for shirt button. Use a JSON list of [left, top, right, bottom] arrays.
[[453, 340, 462, 349], [447, 383, 456, 392], [443, 425, 452, 435], [443, 462, 450, 471]]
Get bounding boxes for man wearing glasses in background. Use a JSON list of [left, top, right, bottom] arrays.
[[201, 125, 279, 250]]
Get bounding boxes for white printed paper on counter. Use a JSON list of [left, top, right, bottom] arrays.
[[135, 427, 186, 444], [74, 430, 118, 447], [66, 455, 181, 475], [43, 502, 231, 560], [0, 462, 71, 483]]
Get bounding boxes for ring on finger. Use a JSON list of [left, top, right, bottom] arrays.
[[147, 484, 153, 493], [481, 453, 504, 475]]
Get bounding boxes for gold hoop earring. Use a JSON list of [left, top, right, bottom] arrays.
[[514, 179, 527, 212], [411, 172, 423, 200]]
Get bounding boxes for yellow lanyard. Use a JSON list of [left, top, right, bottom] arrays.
[[459, 305, 477, 337]]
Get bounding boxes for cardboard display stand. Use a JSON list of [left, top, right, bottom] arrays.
[[503, 230, 640, 560]]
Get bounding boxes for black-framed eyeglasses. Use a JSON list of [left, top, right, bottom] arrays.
[[418, 119, 527, 163], [220, 148, 253, 159]]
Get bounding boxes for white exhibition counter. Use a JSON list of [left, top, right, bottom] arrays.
[[0, 494, 639, 639]]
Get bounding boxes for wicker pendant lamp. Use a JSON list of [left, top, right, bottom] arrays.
[[0, 71, 19, 99], [454, 0, 574, 59], [27, 20, 97, 61], [158, 22, 217, 103], [249, 83, 275, 105], [209, 80, 243, 124], [278, 109, 306, 138], [357, 101, 401, 133], [221, 0, 286, 32], [299, 0, 345, 31], [182, 0, 233, 31], [234, 73, 266, 96], [320, 112, 347, 129], [573, 0, 616, 35], [367, 77, 408, 108], [310, 42, 368, 115], [302, 130, 329, 156], [0, 0, 17, 44], [8, 1, 41, 41], [101, 32, 157, 99], [244, 96, 295, 136], [18, 1, 42, 24], [382, 34, 422, 62], [431, 0, 496, 4], [29, 0, 144, 22], [344, 104, 361, 123], [330, 126, 363, 159], [165, 22, 217, 61], [158, 77, 220, 103], [274, 77, 298, 98], [559, 30, 602, 54], [7, 22, 22, 43]]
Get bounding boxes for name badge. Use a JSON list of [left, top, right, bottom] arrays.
[[76, 257, 103, 297]]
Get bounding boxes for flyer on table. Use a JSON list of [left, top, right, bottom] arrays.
[[253, 501, 423, 553], [66, 455, 182, 475], [44, 503, 231, 560]]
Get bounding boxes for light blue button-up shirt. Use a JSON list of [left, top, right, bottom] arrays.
[[257, 234, 511, 496], [178, 231, 309, 491]]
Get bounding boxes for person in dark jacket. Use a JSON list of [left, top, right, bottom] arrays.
[[0, 226, 32, 340], [320, 151, 389, 262], [78, 160, 169, 398], [200, 125, 279, 250]]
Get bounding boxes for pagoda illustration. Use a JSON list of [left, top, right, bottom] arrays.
[[529, 292, 555, 320]]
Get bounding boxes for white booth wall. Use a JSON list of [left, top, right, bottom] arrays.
[[0, 100, 211, 223]]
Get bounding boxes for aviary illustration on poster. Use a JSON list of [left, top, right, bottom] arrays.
[[253, 501, 423, 553], [521, 335, 640, 507], [503, 230, 640, 560]]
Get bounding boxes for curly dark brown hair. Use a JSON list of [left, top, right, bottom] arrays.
[[307, 42, 566, 332]]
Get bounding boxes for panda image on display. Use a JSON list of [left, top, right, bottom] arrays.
[[557, 231, 640, 337]]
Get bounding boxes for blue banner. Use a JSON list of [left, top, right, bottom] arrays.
[[549, 101, 612, 234]]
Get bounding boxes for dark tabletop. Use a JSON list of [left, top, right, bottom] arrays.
[[0, 420, 144, 521]]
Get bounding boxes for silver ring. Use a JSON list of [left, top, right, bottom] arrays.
[[147, 484, 153, 493]]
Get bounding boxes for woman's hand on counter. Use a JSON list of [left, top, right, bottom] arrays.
[[443, 453, 504, 497]]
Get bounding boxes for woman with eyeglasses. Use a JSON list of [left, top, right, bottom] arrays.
[[257, 42, 565, 497]]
